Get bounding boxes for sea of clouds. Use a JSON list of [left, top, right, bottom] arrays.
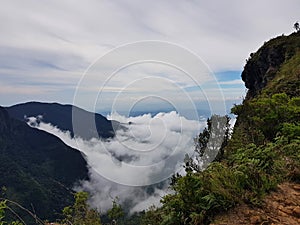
[[27, 111, 206, 212]]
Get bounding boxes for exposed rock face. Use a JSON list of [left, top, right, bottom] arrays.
[[241, 32, 300, 98], [242, 44, 285, 96]]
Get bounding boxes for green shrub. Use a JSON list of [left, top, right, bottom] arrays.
[[62, 192, 102, 225]]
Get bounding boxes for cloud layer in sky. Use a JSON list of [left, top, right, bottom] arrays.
[[1, 0, 299, 110]]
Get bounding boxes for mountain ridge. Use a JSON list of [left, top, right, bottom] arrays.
[[0, 106, 89, 223], [242, 32, 300, 99], [6, 101, 118, 140]]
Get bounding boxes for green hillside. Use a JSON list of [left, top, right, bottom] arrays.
[[0, 107, 89, 224], [1, 31, 299, 225], [139, 32, 300, 225]]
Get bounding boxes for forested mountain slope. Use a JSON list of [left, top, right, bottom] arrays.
[[0, 106, 88, 223]]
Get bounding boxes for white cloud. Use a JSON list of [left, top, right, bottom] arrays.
[[1, 0, 299, 108], [1, 0, 298, 69], [219, 79, 244, 85], [0, 82, 45, 95], [27, 112, 206, 211]]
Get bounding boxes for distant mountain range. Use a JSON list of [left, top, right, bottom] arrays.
[[100, 108, 211, 120]]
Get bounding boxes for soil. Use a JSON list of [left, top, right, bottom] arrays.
[[211, 182, 300, 225]]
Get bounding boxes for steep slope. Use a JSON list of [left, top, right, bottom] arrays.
[[242, 32, 300, 99], [138, 32, 300, 225], [0, 106, 89, 222], [213, 32, 300, 224], [231, 31, 300, 146], [209, 31, 300, 225], [6, 102, 116, 140]]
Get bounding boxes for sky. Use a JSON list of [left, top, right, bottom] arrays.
[[0, 0, 299, 115], [4, 0, 299, 212]]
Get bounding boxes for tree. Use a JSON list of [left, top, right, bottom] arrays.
[[185, 115, 231, 172], [0, 200, 22, 225], [0, 200, 6, 225], [141, 205, 162, 225], [294, 21, 299, 32], [62, 192, 102, 225], [107, 198, 124, 224]]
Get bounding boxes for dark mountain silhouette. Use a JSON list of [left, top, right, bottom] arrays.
[[6, 102, 118, 140], [0, 106, 89, 222]]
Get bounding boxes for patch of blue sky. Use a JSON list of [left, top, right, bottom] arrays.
[[215, 70, 242, 82], [183, 70, 244, 92]]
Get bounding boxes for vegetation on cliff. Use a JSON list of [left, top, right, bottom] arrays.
[[0, 31, 299, 224], [139, 31, 300, 224]]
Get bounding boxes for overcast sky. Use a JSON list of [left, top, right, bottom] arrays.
[[0, 0, 299, 114]]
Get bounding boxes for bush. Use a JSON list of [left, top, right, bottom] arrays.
[[62, 192, 102, 225]]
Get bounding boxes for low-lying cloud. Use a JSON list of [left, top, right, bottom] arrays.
[[27, 111, 205, 212]]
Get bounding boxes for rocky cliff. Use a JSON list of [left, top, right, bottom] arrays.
[[242, 32, 300, 99]]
